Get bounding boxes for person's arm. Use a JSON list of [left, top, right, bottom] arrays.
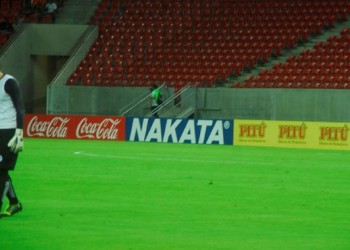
[[4, 78, 25, 129], [5, 78, 25, 153]]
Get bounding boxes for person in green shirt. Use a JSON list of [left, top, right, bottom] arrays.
[[150, 84, 162, 118]]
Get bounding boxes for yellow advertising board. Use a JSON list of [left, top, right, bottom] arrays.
[[234, 120, 350, 150]]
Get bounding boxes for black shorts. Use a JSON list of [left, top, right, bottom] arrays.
[[0, 129, 18, 171]]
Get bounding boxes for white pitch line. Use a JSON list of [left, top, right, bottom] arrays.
[[73, 151, 275, 165]]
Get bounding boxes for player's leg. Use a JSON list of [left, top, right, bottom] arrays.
[[0, 170, 10, 215], [0, 129, 22, 217], [0, 129, 12, 215], [7, 175, 19, 204], [3, 175, 22, 216]]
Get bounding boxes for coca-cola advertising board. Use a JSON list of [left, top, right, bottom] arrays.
[[24, 114, 126, 141]]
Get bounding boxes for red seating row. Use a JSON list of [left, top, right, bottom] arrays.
[[0, 0, 22, 22], [234, 28, 350, 89], [69, 0, 350, 88]]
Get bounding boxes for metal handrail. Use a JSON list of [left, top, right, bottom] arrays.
[[119, 83, 198, 118], [120, 83, 166, 116], [150, 84, 192, 117], [119, 90, 150, 116]]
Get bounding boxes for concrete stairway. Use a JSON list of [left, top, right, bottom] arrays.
[[225, 17, 350, 87], [159, 106, 196, 119]]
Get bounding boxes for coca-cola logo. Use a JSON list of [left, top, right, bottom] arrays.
[[26, 116, 69, 138], [76, 118, 120, 140]]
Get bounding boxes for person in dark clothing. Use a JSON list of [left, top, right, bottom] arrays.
[[0, 71, 25, 218], [0, 17, 14, 33]]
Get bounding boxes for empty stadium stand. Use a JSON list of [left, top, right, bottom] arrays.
[[67, 0, 350, 90], [234, 28, 350, 89]]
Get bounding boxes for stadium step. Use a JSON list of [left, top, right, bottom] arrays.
[[225, 16, 350, 87], [159, 106, 196, 119]]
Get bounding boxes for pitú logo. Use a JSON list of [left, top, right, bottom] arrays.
[[279, 123, 307, 140], [239, 122, 266, 138], [319, 125, 349, 141]]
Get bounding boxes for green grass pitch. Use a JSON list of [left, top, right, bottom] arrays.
[[1, 138, 349, 250]]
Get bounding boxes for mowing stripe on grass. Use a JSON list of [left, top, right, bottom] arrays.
[[73, 150, 275, 166]]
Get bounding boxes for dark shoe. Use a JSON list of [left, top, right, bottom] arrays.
[[2, 202, 22, 217]]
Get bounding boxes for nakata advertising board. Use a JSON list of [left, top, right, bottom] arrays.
[[24, 114, 126, 140], [234, 119, 350, 150], [126, 117, 233, 145]]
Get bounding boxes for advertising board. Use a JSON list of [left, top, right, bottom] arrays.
[[126, 117, 233, 145], [24, 114, 126, 141], [234, 119, 350, 150]]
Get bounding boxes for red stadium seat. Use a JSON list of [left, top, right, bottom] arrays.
[[67, 0, 350, 88]]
